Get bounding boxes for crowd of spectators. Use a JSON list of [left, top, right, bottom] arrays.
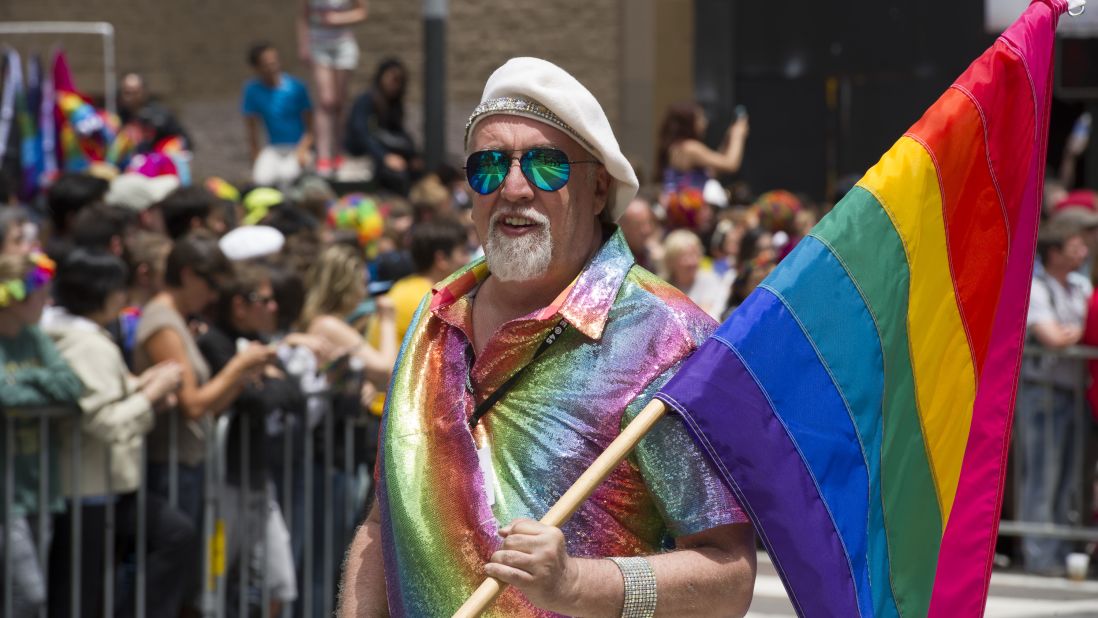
[[0, 158, 481, 615], [0, 84, 837, 612], [2, 40, 1098, 614]]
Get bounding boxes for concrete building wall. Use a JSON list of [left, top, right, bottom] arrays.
[[0, 0, 692, 185]]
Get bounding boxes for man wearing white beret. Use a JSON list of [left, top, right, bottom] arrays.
[[340, 57, 756, 617]]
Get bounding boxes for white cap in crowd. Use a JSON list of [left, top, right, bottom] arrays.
[[218, 225, 285, 262], [105, 173, 180, 211]]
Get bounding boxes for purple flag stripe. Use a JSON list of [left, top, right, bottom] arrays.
[[657, 337, 859, 618]]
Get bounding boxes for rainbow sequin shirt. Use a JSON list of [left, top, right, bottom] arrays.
[[378, 229, 746, 616]]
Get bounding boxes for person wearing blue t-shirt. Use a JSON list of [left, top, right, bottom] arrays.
[[242, 43, 314, 188]]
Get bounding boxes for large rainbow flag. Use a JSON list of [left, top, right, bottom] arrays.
[[656, 1, 1065, 616]]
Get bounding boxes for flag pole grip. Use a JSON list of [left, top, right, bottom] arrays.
[[451, 398, 670, 618]]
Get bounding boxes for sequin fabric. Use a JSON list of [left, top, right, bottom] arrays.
[[378, 229, 747, 617]]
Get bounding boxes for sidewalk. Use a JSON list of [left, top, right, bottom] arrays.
[[747, 552, 1098, 618]]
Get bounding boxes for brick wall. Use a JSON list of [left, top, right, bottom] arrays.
[[0, 0, 656, 184]]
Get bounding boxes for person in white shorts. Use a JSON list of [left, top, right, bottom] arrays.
[[242, 43, 314, 189], [297, 0, 367, 177]]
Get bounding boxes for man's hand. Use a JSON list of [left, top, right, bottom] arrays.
[[484, 519, 582, 615]]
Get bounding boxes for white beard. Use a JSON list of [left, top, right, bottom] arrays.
[[484, 208, 553, 282]]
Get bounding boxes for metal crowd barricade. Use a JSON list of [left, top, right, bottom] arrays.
[[3, 383, 371, 617], [1, 404, 81, 618], [999, 343, 1098, 545], [191, 384, 367, 618]]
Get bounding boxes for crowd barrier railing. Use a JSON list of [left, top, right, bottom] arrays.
[[999, 343, 1098, 546], [2, 404, 94, 618], [1, 380, 374, 618]]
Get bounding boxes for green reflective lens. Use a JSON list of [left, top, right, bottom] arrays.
[[465, 148, 580, 195]]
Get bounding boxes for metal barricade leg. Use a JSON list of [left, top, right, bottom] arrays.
[[282, 423, 293, 532], [344, 417, 355, 544], [303, 411, 314, 618], [136, 441, 147, 618], [202, 417, 217, 618], [104, 448, 115, 618], [281, 421, 294, 618], [1013, 383, 1025, 562], [1073, 361, 1087, 532], [169, 411, 179, 509], [5, 414, 15, 618], [70, 417, 82, 618], [37, 416, 48, 618], [261, 481, 270, 618], [323, 407, 335, 618], [240, 415, 250, 618], [216, 414, 229, 618]]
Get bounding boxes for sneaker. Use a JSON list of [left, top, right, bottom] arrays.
[[316, 158, 334, 177]]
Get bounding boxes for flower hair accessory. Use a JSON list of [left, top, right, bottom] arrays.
[[0, 253, 56, 309], [0, 279, 26, 308]]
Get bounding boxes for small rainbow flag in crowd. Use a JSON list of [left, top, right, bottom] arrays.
[[656, 1, 1063, 616], [328, 193, 385, 256]]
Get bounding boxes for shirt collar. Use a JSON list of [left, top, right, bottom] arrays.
[[429, 228, 635, 341]]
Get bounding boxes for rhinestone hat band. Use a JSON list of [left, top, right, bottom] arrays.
[[464, 96, 599, 157]]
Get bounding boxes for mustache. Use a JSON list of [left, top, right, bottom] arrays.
[[488, 207, 551, 231]]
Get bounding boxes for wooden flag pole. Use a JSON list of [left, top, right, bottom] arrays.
[[451, 398, 669, 618]]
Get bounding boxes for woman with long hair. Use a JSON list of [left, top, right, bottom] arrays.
[[657, 102, 749, 231], [345, 59, 422, 195], [300, 243, 396, 388]]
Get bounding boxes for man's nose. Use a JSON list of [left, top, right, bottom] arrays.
[[499, 159, 535, 202]]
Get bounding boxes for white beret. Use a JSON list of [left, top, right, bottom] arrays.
[[218, 225, 285, 262], [464, 57, 639, 222]]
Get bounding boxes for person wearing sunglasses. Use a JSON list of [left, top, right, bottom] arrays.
[[195, 261, 301, 614], [341, 58, 756, 618], [135, 234, 276, 530]]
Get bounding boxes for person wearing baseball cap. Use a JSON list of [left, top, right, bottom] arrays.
[[341, 57, 754, 617]]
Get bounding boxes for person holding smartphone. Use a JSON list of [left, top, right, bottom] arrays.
[[656, 103, 749, 232]]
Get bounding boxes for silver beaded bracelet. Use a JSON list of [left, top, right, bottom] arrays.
[[607, 556, 657, 618]]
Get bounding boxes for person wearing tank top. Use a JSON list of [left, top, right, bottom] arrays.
[[135, 235, 274, 527], [297, 0, 367, 177]]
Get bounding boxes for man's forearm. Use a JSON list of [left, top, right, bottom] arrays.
[[647, 542, 755, 617], [338, 511, 389, 617], [566, 542, 755, 618]]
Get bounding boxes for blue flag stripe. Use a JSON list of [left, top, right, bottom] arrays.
[[763, 237, 899, 618], [657, 337, 860, 617], [717, 288, 873, 617]]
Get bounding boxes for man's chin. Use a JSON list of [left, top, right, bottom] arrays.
[[485, 235, 552, 282]]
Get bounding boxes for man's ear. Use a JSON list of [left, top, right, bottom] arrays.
[[593, 166, 611, 218]]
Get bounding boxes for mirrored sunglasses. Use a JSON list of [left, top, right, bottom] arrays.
[[464, 148, 599, 195]]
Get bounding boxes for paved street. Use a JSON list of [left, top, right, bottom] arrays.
[[748, 553, 1098, 618]]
